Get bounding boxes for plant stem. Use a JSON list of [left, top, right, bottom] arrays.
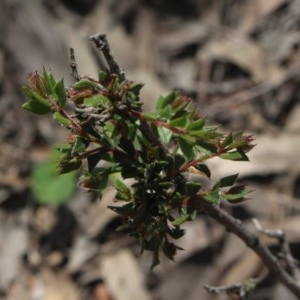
[[90, 34, 125, 81], [195, 196, 300, 298]]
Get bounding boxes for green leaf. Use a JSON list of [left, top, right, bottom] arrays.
[[31, 160, 76, 205], [54, 79, 66, 107], [87, 150, 106, 172], [108, 202, 135, 217], [186, 119, 205, 131], [73, 79, 97, 90], [222, 185, 249, 203], [151, 249, 160, 269], [22, 101, 50, 115], [114, 178, 132, 201], [203, 190, 221, 204], [130, 82, 144, 95], [83, 94, 111, 107], [180, 134, 196, 144], [98, 70, 107, 82], [172, 214, 190, 226], [186, 181, 202, 197], [155, 91, 176, 112], [55, 143, 72, 154], [22, 87, 51, 114], [222, 133, 233, 148], [71, 137, 87, 155], [169, 116, 187, 128], [158, 106, 172, 120], [53, 112, 71, 126], [173, 153, 186, 169], [127, 123, 137, 140], [158, 127, 173, 144], [213, 174, 239, 189], [97, 173, 109, 198], [178, 137, 195, 160], [57, 156, 82, 174], [43, 70, 56, 92], [196, 139, 218, 154], [167, 227, 186, 239], [220, 150, 249, 161], [194, 164, 211, 178], [143, 112, 157, 121]]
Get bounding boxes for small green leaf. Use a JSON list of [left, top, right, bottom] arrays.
[[83, 94, 111, 107], [53, 112, 71, 126], [186, 119, 205, 131], [73, 79, 97, 90], [130, 82, 144, 95], [220, 150, 249, 161], [54, 79, 66, 107], [22, 101, 50, 115], [203, 190, 221, 204], [43, 70, 56, 92], [167, 227, 186, 239], [87, 150, 106, 172], [71, 137, 87, 155], [114, 178, 131, 201], [158, 127, 173, 144], [172, 214, 190, 226], [196, 140, 218, 154], [213, 174, 239, 189], [173, 153, 186, 169], [178, 137, 195, 160], [180, 134, 196, 144], [158, 106, 172, 120], [155, 91, 176, 112], [186, 181, 202, 197], [169, 116, 187, 128], [97, 173, 109, 198], [222, 133, 233, 148], [194, 164, 211, 178], [108, 203, 135, 217], [57, 156, 82, 174], [222, 185, 249, 203], [22, 87, 52, 114], [98, 71, 107, 82], [143, 112, 157, 121]]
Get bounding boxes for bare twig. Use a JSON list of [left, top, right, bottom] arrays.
[[90, 34, 125, 81], [253, 218, 300, 283], [195, 197, 300, 298], [252, 218, 284, 239], [90, 34, 168, 156], [204, 277, 261, 300], [69, 48, 79, 81]]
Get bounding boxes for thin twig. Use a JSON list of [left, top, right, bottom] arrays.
[[90, 34, 168, 156], [253, 218, 300, 284], [90, 34, 125, 81], [252, 218, 284, 239], [195, 197, 300, 298], [69, 48, 79, 81], [204, 277, 262, 300]]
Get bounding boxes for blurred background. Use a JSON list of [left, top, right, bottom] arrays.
[[1, 0, 300, 299]]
